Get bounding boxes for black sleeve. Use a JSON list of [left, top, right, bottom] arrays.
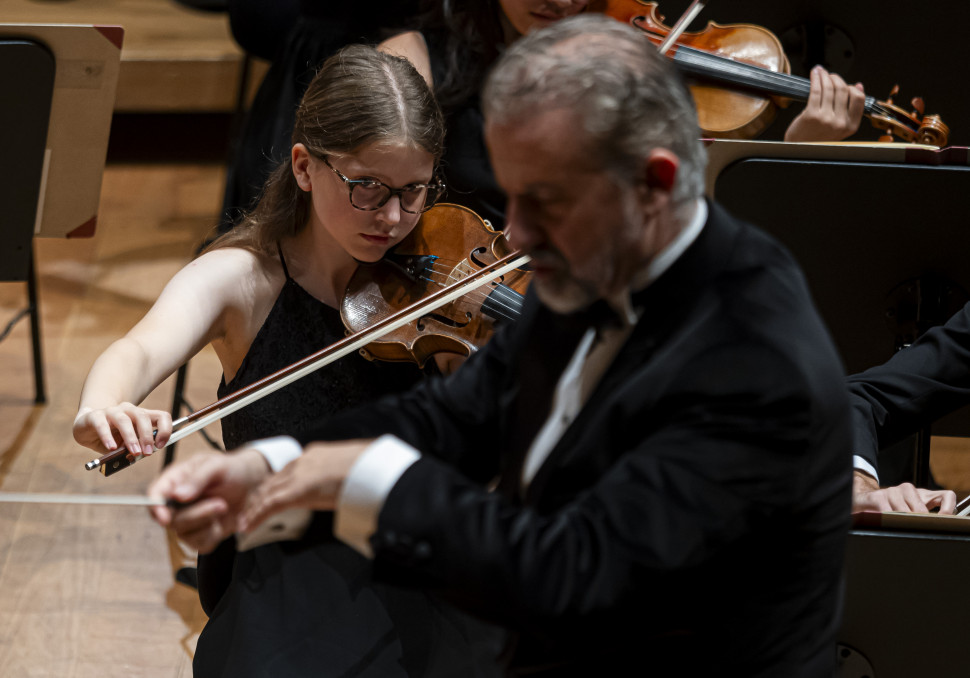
[[847, 301, 970, 473]]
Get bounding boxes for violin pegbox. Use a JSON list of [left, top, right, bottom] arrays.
[[871, 84, 949, 147]]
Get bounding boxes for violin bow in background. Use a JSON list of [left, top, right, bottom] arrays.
[[656, 0, 706, 54]]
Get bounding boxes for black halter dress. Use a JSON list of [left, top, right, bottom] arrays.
[[193, 249, 501, 677]]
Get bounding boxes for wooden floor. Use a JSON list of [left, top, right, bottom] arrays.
[[0, 160, 227, 677], [1, 4, 244, 671]]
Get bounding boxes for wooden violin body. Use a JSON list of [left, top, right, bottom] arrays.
[[591, 0, 950, 146], [594, 0, 790, 139], [342, 203, 529, 367]]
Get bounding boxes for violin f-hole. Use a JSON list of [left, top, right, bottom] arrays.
[[418, 311, 472, 330]]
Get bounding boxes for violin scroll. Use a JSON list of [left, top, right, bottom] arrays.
[[869, 85, 950, 147]]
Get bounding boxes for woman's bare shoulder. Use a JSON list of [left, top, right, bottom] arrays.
[[174, 247, 283, 301], [190, 246, 277, 275]]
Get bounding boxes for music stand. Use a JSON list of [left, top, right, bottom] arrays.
[[708, 140, 970, 486], [0, 24, 121, 403], [838, 528, 970, 678], [0, 38, 54, 403]]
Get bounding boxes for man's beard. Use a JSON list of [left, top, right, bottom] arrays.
[[533, 265, 601, 315]]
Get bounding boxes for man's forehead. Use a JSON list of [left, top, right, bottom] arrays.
[[485, 108, 595, 180], [486, 107, 585, 153]]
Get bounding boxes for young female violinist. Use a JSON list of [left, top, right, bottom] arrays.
[[73, 44, 501, 677], [380, 0, 864, 223]]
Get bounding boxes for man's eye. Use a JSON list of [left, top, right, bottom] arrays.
[[524, 196, 559, 215]]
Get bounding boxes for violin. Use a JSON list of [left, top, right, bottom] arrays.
[[591, 0, 950, 146], [85, 204, 531, 476], [344, 203, 528, 367]]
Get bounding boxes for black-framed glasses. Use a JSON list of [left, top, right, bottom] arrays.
[[322, 156, 445, 214]]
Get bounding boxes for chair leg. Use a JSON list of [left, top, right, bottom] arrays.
[[165, 363, 189, 467], [27, 252, 45, 404]]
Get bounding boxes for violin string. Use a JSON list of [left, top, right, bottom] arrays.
[[422, 259, 497, 297], [674, 46, 810, 100], [421, 267, 523, 317], [420, 261, 524, 317], [673, 46, 919, 134], [422, 260, 523, 313], [386, 255, 524, 318], [481, 285, 523, 322], [421, 261, 491, 301]]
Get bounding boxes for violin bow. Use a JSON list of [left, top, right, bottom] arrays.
[[84, 250, 532, 476], [0, 492, 167, 506], [657, 0, 707, 55]]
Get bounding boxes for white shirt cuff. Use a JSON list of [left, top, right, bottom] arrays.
[[853, 455, 879, 483], [235, 435, 311, 551], [335, 434, 421, 558], [248, 435, 303, 471]]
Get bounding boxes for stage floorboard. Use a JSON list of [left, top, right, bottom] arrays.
[[0, 161, 225, 677]]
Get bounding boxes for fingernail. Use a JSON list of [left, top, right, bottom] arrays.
[[143, 444, 154, 456]]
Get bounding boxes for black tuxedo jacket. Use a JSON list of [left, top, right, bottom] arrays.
[[848, 301, 970, 474], [304, 201, 852, 677]]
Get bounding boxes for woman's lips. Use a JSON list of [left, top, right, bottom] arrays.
[[361, 234, 391, 245]]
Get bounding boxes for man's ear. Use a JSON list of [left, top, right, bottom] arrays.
[[636, 148, 679, 213], [292, 143, 313, 192], [644, 148, 679, 193]]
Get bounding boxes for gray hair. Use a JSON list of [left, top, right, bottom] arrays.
[[483, 14, 705, 206]]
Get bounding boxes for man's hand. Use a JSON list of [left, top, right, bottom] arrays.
[[148, 448, 272, 553], [239, 439, 370, 534], [785, 66, 865, 143], [852, 470, 957, 514]]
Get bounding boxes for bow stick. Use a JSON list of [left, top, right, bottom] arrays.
[[84, 251, 532, 476], [657, 0, 707, 54]]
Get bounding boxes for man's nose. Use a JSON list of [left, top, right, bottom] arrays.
[[505, 201, 539, 252]]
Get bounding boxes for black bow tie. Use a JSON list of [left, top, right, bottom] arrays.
[[555, 299, 624, 334]]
